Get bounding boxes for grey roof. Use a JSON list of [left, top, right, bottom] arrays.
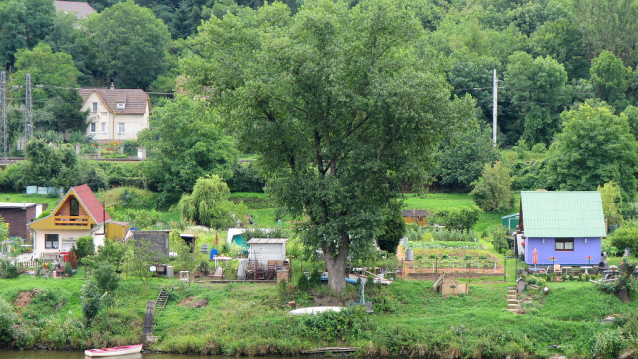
[[54, 1, 96, 19], [520, 191, 606, 238], [246, 238, 288, 244], [0, 203, 39, 209], [402, 209, 428, 217]]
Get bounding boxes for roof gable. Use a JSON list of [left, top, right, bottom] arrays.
[[520, 191, 605, 238], [72, 184, 110, 223], [79, 88, 150, 115]]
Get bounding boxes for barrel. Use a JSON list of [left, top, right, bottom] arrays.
[[210, 248, 219, 260], [406, 248, 413, 261]]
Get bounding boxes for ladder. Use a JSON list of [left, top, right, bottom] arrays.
[[155, 288, 168, 310]]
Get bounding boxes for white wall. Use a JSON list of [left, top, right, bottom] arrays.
[[33, 224, 104, 257], [249, 243, 286, 262]]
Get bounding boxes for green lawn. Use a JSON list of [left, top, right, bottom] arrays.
[[0, 193, 61, 208]]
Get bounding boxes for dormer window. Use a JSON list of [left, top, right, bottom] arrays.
[[116, 102, 126, 110]]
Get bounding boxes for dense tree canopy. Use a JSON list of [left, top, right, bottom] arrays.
[[138, 97, 238, 196], [0, 0, 55, 66], [86, 0, 171, 89], [542, 104, 638, 201], [182, 0, 475, 291]]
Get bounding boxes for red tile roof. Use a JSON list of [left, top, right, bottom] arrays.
[[80, 88, 150, 115], [54, 1, 96, 19], [73, 184, 111, 223]]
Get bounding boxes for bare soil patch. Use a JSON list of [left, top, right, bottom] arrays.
[[15, 289, 39, 308], [177, 296, 209, 308]]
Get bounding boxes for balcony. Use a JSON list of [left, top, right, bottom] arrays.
[[54, 215, 90, 226]]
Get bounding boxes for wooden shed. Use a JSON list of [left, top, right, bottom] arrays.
[[402, 209, 428, 226]]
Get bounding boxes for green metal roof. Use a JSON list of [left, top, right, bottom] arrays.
[[521, 191, 606, 238]]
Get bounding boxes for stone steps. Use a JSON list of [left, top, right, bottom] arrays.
[[507, 286, 520, 313]]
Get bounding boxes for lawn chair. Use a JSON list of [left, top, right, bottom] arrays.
[[554, 264, 561, 274], [209, 266, 224, 281]]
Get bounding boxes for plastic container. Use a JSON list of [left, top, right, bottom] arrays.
[[210, 248, 219, 260]]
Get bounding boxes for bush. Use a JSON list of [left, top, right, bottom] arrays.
[[469, 161, 515, 212], [297, 273, 310, 291], [309, 268, 322, 287], [227, 162, 265, 193], [0, 259, 20, 279], [75, 236, 95, 263], [432, 206, 482, 232], [491, 225, 509, 254], [0, 297, 17, 344]]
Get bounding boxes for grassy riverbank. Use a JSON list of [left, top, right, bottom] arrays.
[[1, 270, 638, 358]]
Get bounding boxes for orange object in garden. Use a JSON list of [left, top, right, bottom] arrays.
[[532, 248, 538, 268]]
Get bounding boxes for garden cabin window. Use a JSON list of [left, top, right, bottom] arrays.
[[45, 234, 59, 249], [70, 198, 79, 216], [555, 238, 574, 251]]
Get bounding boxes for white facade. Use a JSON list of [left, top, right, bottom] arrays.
[[80, 90, 150, 143], [247, 238, 288, 263], [32, 224, 105, 259]]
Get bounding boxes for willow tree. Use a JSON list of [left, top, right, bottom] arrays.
[[182, 0, 474, 291]]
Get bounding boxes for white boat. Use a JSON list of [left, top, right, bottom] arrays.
[[85, 344, 143, 357], [288, 306, 344, 316]]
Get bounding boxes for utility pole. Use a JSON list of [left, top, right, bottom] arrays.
[[0, 71, 6, 163], [24, 73, 33, 142], [492, 69, 498, 147]]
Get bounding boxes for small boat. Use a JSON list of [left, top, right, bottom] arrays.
[[85, 344, 143, 357], [348, 272, 392, 285]]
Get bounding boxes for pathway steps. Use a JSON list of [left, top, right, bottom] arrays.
[[507, 287, 521, 313]]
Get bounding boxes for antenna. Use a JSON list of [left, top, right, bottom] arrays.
[[24, 73, 33, 142]]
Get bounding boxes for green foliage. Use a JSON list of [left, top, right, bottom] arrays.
[[178, 175, 247, 229], [598, 181, 623, 225], [296, 273, 310, 291], [103, 186, 157, 209], [0, 0, 55, 65], [0, 259, 19, 279], [435, 121, 500, 190], [295, 306, 371, 342], [182, 0, 475, 291], [591, 328, 628, 359], [309, 268, 322, 288], [542, 104, 638, 201], [406, 241, 484, 249], [377, 201, 405, 254], [124, 238, 158, 284], [75, 236, 95, 263], [491, 225, 509, 254], [110, 208, 161, 229], [86, 0, 171, 89], [81, 281, 101, 323], [590, 51, 632, 107], [470, 161, 515, 212], [611, 223, 638, 256], [0, 297, 17, 344], [227, 162, 265, 193], [139, 97, 238, 195], [432, 206, 482, 232]]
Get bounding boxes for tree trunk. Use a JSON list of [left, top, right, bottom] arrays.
[[326, 241, 349, 292]]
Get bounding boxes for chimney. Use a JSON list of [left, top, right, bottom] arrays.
[[110, 82, 114, 90]]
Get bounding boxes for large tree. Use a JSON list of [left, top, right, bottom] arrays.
[[542, 104, 638, 201], [0, 0, 55, 66], [182, 0, 474, 291], [87, 0, 171, 89], [138, 97, 238, 195]]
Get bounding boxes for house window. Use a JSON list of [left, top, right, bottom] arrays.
[[118, 123, 125, 134], [101, 122, 106, 133], [90, 123, 96, 133], [70, 198, 79, 216], [92, 102, 98, 112], [116, 102, 125, 110], [555, 238, 574, 251], [45, 234, 59, 249]]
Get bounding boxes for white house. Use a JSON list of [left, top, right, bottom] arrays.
[[246, 238, 288, 263], [80, 86, 151, 143]]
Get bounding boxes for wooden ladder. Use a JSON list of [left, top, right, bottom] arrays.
[[155, 288, 168, 310]]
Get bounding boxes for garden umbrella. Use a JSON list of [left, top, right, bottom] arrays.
[[532, 248, 538, 269]]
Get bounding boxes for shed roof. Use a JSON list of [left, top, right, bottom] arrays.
[[246, 238, 288, 244], [0, 202, 39, 209], [73, 184, 111, 223], [520, 191, 606, 238], [402, 209, 428, 217]]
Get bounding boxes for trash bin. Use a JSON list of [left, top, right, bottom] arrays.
[[210, 248, 218, 260], [406, 248, 413, 261]]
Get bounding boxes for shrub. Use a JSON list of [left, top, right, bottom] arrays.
[[491, 225, 509, 254], [309, 268, 322, 287], [0, 259, 19, 279], [0, 297, 17, 344], [227, 162, 265, 193], [470, 161, 515, 212], [297, 273, 310, 291], [75, 236, 95, 262], [432, 206, 482, 232]]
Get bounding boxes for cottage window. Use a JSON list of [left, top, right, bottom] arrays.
[[101, 122, 106, 133], [118, 122, 125, 134], [70, 198, 79, 216], [116, 102, 125, 110], [90, 123, 96, 133], [45, 234, 59, 249], [92, 102, 98, 112], [555, 238, 574, 251]]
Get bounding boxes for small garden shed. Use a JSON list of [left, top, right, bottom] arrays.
[[246, 238, 288, 263], [519, 191, 605, 266]]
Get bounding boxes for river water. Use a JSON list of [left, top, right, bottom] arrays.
[[0, 349, 275, 359]]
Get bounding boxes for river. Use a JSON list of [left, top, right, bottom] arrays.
[[0, 349, 280, 359]]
